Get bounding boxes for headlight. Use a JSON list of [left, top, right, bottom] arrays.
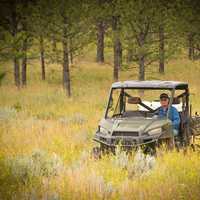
[[148, 128, 162, 136], [99, 127, 109, 135]]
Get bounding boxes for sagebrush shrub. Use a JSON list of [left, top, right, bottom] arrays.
[[7, 149, 64, 184]]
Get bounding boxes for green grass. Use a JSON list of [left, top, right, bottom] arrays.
[[0, 56, 200, 199]]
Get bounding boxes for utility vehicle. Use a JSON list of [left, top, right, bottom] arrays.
[[93, 81, 200, 154]]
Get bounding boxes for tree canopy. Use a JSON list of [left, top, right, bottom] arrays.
[[0, 0, 199, 94]]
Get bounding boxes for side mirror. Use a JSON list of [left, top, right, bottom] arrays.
[[128, 97, 141, 104]]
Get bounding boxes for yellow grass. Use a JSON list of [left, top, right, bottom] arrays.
[[0, 57, 200, 199]]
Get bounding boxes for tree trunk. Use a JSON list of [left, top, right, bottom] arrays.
[[21, 37, 27, 86], [159, 25, 165, 74], [119, 41, 122, 67], [188, 33, 194, 60], [96, 21, 105, 63], [112, 16, 121, 81], [21, 51, 27, 86], [62, 17, 71, 97], [69, 38, 73, 64], [11, 1, 20, 88], [40, 36, 45, 80], [14, 57, 20, 87], [113, 38, 121, 81], [139, 55, 145, 81], [138, 33, 145, 81]]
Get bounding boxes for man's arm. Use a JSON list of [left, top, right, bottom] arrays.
[[154, 107, 160, 115], [172, 107, 180, 130]]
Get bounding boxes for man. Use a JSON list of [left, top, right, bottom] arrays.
[[157, 93, 180, 136]]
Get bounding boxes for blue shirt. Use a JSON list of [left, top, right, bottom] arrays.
[[157, 106, 180, 130]]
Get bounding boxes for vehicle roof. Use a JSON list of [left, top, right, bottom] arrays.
[[111, 80, 188, 89]]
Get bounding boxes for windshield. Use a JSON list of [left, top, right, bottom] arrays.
[[106, 88, 173, 119]]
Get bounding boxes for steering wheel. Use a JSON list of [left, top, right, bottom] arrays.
[[150, 107, 160, 115]]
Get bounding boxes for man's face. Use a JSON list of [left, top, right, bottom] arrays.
[[160, 98, 169, 108]]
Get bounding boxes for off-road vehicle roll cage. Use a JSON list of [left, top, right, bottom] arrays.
[[105, 81, 189, 139]]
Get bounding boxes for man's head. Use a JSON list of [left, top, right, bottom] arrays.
[[160, 93, 169, 108]]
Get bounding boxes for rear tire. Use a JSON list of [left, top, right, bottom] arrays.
[[164, 137, 175, 150], [143, 142, 157, 156]]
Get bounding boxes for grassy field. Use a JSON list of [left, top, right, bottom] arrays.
[[0, 56, 200, 199]]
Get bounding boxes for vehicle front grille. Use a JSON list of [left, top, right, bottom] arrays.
[[112, 131, 139, 137]]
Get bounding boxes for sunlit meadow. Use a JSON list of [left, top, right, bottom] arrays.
[[0, 54, 200, 199]]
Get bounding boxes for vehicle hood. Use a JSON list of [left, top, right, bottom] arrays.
[[99, 117, 170, 134]]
